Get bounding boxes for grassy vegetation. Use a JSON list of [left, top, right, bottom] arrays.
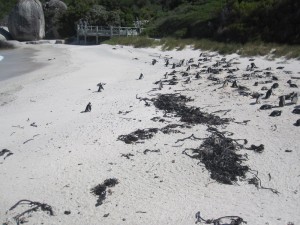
[[103, 36, 160, 48], [103, 36, 300, 60]]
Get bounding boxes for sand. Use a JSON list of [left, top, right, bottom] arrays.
[[0, 43, 299, 225], [0, 47, 45, 82]]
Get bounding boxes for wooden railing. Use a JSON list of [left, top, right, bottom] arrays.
[[77, 25, 143, 44]]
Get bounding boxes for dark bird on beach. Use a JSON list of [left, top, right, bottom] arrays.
[[185, 77, 191, 84], [251, 62, 257, 69], [256, 94, 263, 104], [291, 93, 298, 104], [261, 86, 268, 91], [195, 72, 201, 79], [158, 80, 163, 90], [165, 59, 169, 67], [84, 102, 92, 112], [138, 73, 144, 80], [279, 96, 285, 107], [272, 83, 279, 89], [269, 110, 282, 117], [287, 80, 298, 88], [223, 80, 229, 88], [97, 83, 104, 92], [265, 88, 273, 99], [231, 80, 238, 88]]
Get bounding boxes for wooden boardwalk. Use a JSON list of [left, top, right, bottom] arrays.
[[77, 25, 143, 44]]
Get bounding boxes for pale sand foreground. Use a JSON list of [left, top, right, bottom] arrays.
[[0, 44, 299, 225]]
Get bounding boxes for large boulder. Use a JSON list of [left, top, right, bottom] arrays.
[[43, 0, 67, 39], [8, 0, 45, 41]]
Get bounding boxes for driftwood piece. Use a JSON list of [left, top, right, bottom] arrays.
[[121, 153, 134, 159], [9, 199, 54, 225], [211, 109, 232, 116], [143, 149, 160, 155], [175, 134, 204, 143], [195, 211, 246, 225], [246, 144, 264, 153], [248, 172, 279, 194], [136, 94, 152, 106], [23, 134, 40, 144]]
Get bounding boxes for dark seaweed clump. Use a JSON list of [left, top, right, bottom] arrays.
[[91, 178, 119, 206], [184, 131, 249, 184], [154, 94, 229, 125], [118, 128, 159, 144]]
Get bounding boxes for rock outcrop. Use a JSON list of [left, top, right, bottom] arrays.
[[8, 0, 45, 41], [43, 0, 67, 39]]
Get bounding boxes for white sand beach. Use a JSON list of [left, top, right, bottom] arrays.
[[0, 43, 299, 225]]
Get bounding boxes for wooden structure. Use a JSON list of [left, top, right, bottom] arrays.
[[77, 25, 143, 44]]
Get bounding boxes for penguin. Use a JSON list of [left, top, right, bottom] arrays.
[[231, 80, 238, 88], [251, 62, 257, 70], [165, 59, 169, 67], [207, 67, 212, 73], [223, 80, 229, 88], [269, 110, 282, 117], [185, 77, 191, 84], [279, 95, 285, 107], [256, 94, 262, 104], [180, 59, 185, 66], [287, 80, 298, 88], [164, 72, 168, 79], [97, 83, 104, 92], [84, 102, 92, 112], [265, 88, 273, 99], [158, 81, 163, 90], [272, 83, 279, 89], [291, 93, 298, 104], [138, 73, 144, 80]]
